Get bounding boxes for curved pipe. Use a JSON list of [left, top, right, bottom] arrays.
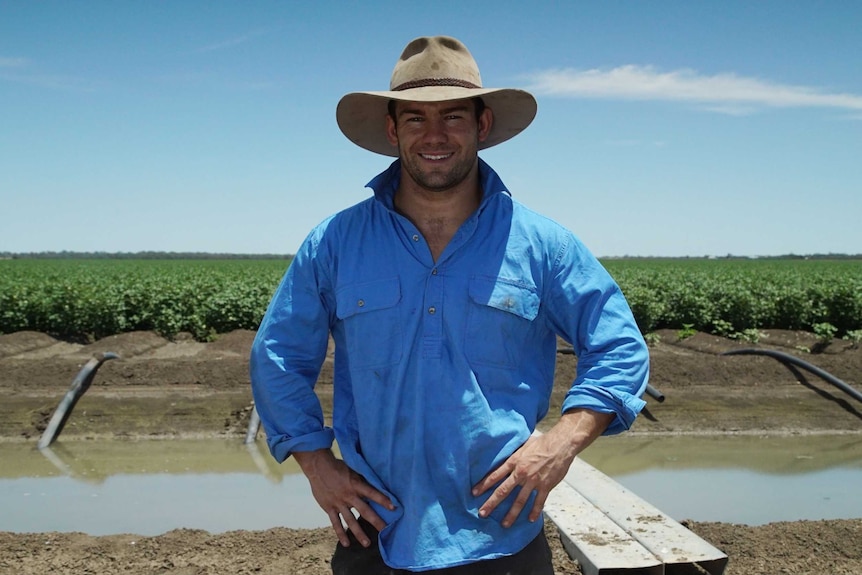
[[244, 406, 262, 444], [38, 352, 120, 449], [645, 385, 666, 403], [723, 348, 862, 405], [557, 347, 665, 403]]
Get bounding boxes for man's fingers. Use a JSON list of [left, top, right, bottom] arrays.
[[478, 476, 549, 527], [356, 480, 396, 511], [528, 491, 549, 523], [501, 484, 535, 528], [477, 476, 514, 518], [472, 462, 510, 497], [328, 511, 351, 547], [352, 500, 387, 533], [342, 509, 372, 547]]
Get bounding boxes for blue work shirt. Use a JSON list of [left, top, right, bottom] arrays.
[[250, 158, 649, 571]]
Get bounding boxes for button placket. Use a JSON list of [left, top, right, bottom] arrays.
[[422, 264, 443, 358]]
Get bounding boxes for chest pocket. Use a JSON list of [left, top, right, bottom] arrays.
[[336, 277, 403, 369], [465, 276, 540, 368]]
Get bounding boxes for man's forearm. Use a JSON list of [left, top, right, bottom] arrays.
[[549, 408, 615, 459]]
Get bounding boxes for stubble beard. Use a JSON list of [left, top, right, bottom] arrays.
[[399, 143, 478, 194]]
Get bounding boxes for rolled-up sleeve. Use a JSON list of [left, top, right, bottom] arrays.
[[249, 230, 335, 461], [547, 234, 649, 435]]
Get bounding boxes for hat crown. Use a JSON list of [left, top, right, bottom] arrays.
[[389, 36, 483, 91]]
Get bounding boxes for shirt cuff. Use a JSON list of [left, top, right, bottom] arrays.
[[561, 387, 646, 435], [268, 427, 335, 462]]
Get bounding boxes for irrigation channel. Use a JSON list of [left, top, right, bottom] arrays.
[[1, 433, 860, 536]]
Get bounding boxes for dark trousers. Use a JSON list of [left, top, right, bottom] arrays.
[[331, 518, 554, 575]]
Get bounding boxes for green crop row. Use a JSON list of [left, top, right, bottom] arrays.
[[0, 259, 289, 342], [1, 258, 860, 342], [605, 259, 862, 337]]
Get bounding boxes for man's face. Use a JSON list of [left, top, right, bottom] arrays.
[[386, 98, 493, 194]]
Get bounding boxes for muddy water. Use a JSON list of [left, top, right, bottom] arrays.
[[579, 433, 862, 525], [1, 434, 861, 535], [0, 440, 328, 535]]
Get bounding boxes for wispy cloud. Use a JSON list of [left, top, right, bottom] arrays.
[[0, 55, 100, 91], [195, 27, 271, 53], [604, 139, 667, 148], [525, 65, 862, 114], [0, 72, 100, 91], [153, 70, 278, 92], [0, 56, 28, 68]]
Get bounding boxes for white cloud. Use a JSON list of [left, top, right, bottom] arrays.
[[525, 65, 862, 113]]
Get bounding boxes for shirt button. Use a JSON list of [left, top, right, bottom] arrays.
[[428, 306, 436, 315], [412, 234, 420, 242], [357, 299, 365, 307], [431, 268, 438, 275]]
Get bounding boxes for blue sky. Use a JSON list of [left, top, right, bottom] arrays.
[[2, 1, 860, 257]]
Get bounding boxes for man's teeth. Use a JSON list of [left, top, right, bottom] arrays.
[[422, 153, 451, 160]]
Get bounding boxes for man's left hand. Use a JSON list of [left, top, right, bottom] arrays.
[[471, 409, 614, 528]]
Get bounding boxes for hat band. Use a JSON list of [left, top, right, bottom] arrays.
[[392, 77, 481, 91]]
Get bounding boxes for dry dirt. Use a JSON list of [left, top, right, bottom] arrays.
[[1, 328, 861, 574]]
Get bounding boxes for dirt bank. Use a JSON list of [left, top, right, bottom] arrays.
[[1, 328, 861, 574]]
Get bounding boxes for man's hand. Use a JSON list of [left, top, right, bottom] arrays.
[[471, 409, 614, 528], [294, 449, 395, 548]]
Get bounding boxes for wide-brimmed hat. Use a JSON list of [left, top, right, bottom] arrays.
[[336, 36, 537, 157]]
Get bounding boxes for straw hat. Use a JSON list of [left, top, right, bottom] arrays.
[[336, 36, 537, 156]]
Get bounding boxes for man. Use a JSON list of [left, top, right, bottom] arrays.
[[250, 36, 649, 574]]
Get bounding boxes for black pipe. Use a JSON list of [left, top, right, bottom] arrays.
[[722, 348, 862, 405], [37, 352, 119, 449], [557, 347, 665, 402], [645, 384, 665, 403]]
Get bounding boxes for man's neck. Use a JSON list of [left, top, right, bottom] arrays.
[[394, 176, 482, 262]]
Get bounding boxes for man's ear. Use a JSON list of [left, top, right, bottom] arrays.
[[477, 107, 493, 143], [386, 113, 398, 146]]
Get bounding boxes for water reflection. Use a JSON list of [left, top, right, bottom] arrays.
[[2, 439, 297, 481], [0, 440, 327, 535], [579, 434, 862, 525], [580, 433, 862, 475], [0, 434, 860, 535]]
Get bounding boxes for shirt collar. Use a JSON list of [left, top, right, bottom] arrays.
[[366, 158, 511, 211]]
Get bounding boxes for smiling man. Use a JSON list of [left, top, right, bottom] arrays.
[[250, 36, 649, 574]]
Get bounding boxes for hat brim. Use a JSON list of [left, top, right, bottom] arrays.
[[336, 87, 537, 157]]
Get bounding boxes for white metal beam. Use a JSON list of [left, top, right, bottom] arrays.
[[541, 433, 728, 574]]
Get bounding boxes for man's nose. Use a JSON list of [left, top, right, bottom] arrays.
[[421, 117, 448, 142]]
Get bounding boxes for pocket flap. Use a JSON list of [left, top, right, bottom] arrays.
[[469, 276, 540, 321], [335, 277, 401, 320]]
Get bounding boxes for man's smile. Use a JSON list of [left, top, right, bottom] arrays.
[[420, 153, 453, 161]]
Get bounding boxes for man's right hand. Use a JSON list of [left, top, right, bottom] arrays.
[[293, 448, 395, 548]]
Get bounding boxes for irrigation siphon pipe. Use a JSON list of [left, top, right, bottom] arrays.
[[245, 406, 262, 444], [37, 352, 120, 449], [722, 348, 862, 405]]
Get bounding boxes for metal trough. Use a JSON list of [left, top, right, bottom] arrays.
[[542, 433, 728, 574]]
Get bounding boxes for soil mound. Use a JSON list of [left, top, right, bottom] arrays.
[[1, 328, 861, 574]]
